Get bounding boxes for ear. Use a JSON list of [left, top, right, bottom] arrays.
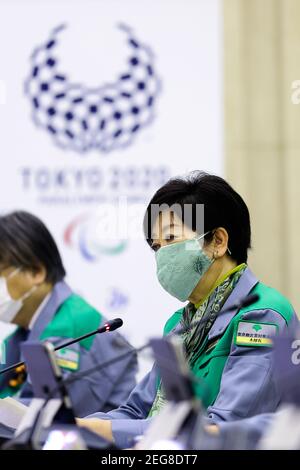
[[212, 227, 229, 258], [29, 265, 47, 285]]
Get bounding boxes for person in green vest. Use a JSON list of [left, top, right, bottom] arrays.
[[78, 171, 299, 448], [0, 211, 137, 417]]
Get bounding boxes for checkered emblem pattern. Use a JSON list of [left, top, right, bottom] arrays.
[[24, 23, 161, 153]]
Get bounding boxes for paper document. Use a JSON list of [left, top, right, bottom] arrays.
[[0, 397, 28, 429]]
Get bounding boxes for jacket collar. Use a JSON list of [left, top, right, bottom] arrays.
[[28, 280, 73, 340], [207, 267, 259, 340]]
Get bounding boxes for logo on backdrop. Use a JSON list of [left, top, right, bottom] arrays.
[[24, 23, 161, 154], [105, 287, 129, 312], [64, 213, 127, 262]]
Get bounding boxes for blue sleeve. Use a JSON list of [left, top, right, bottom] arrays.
[[86, 364, 158, 448], [77, 331, 138, 414], [206, 308, 297, 424]]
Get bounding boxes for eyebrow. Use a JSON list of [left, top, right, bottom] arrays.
[[152, 222, 183, 240]]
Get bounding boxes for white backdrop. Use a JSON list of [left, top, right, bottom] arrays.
[[0, 0, 223, 377]]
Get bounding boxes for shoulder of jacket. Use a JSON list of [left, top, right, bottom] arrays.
[[237, 282, 295, 325], [40, 294, 102, 350]]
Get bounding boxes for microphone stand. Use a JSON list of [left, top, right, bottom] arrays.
[[0, 318, 123, 377]]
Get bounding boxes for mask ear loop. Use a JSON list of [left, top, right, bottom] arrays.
[[195, 230, 211, 242], [194, 231, 212, 253], [7, 267, 21, 280], [195, 231, 218, 262], [20, 285, 38, 302]]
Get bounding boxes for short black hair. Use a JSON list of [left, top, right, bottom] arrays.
[[143, 171, 251, 264], [0, 211, 66, 283]]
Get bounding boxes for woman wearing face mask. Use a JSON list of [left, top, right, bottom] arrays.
[[78, 171, 299, 448], [0, 211, 137, 417]]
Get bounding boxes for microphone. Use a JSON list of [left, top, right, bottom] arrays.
[[99, 318, 123, 333], [0, 318, 123, 376], [175, 293, 260, 335], [54, 318, 123, 350]]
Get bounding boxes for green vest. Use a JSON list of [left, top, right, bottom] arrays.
[[0, 294, 102, 399], [39, 294, 102, 349], [163, 282, 294, 408]]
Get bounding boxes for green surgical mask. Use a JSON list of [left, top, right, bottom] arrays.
[[155, 233, 213, 302]]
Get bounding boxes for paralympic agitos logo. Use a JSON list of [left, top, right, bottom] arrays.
[[64, 213, 127, 262], [24, 23, 161, 154]]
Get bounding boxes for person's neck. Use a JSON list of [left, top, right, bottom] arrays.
[[189, 257, 239, 305], [13, 283, 53, 329]]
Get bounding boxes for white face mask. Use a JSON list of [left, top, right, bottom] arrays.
[[0, 269, 36, 323]]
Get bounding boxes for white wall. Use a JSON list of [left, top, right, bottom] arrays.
[[0, 0, 223, 377]]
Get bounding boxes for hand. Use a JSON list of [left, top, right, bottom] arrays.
[[76, 418, 113, 442], [205, 424, 219, 435]]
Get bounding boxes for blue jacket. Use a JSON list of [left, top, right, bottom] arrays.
[[0, 281, 137, 417], [87, 268, 299, 448]]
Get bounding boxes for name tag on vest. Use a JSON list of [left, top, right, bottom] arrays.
[[235, 321, 278, 347], [55, 348, 80, 371]]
